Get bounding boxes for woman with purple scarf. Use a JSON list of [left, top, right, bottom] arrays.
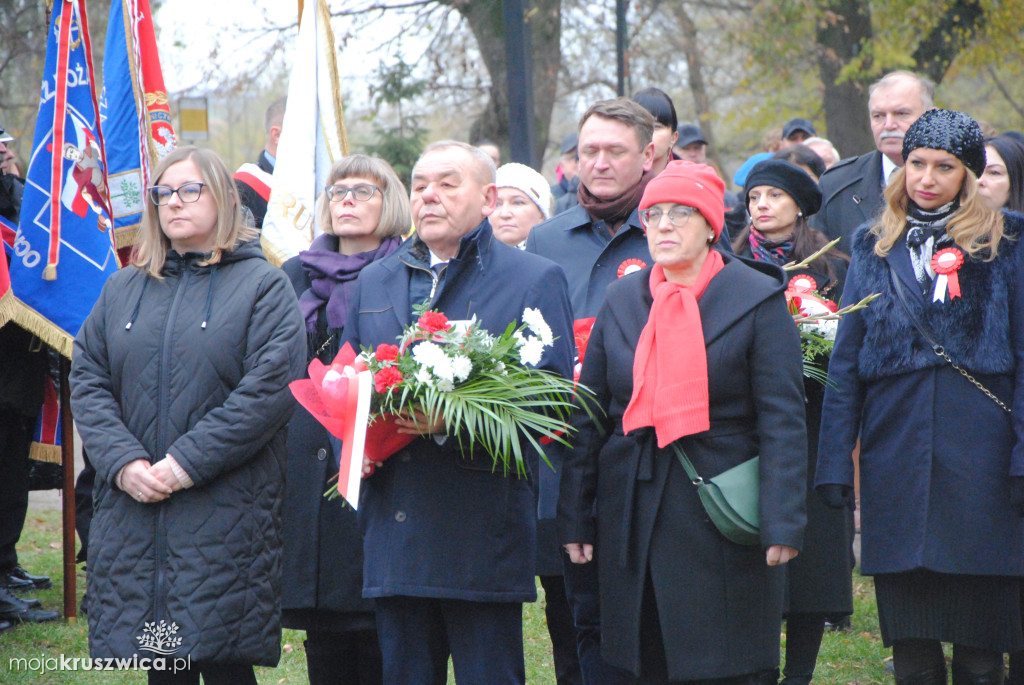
[[279, 155, 409, 684]]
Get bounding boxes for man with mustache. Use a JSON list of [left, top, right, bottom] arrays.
[[813, 71, 934, 251]]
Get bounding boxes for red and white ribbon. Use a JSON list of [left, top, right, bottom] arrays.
[[931, 247, 964, 303], [322, 363, 373, 509]]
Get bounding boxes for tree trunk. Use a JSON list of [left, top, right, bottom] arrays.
[[454, 0, 560, 168], [911, 0, 984, 85], [666, 3, 721, 171], [814, 0, 874, 158]]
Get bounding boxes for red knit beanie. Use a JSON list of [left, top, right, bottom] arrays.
[[639, 160, 725, 239]]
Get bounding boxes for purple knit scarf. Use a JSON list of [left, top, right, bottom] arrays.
[[298, 234, 401, 331]]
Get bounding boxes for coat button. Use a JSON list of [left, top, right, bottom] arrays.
[[400, 452, 411, 462], [316, 448, 328, 461], [395, 511, 407, 522]]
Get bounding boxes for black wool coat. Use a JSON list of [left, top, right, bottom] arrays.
[[735, 242, 854, 616], [70, 242, 306, 664], [558, 255, 808, 680], [278, 256, 375, 630]]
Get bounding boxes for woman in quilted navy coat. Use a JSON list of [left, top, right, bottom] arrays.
[[280, 154, 408, 684], [70, 147, 305, 685], [559, 161, 807, 682], [816, 110, 1024, 685]]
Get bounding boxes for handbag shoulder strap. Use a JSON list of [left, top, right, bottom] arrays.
[[670, 442, 703, 483], [887, 264, 942, 349], [886, 262, 1011, 414]]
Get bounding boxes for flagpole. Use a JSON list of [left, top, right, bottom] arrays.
[[59, 356, 77, 622]]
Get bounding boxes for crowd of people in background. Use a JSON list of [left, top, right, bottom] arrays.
[[5, 67, 1024, 685]]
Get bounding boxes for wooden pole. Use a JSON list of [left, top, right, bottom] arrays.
[[59, 356, 77, 622], [298, 0, 304, 27]]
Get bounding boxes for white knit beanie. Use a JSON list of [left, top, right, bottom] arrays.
[[495, 163, 552, 220]]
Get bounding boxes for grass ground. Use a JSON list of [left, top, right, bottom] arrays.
[[0, 509, 894, 684]]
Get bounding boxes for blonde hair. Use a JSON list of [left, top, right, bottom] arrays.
[[873, 166, 1006, 261], [316, 155, 412, 240], [133, 146, 256, 278]]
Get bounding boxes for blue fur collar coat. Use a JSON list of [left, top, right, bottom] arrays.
[[815, 211, 1024, 576]]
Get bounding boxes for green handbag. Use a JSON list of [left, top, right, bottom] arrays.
[[670, 443, 760, 546]]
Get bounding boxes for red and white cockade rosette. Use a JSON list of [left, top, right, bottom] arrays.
[[289, 343, 415, 509], [931, 246, 964, 302]]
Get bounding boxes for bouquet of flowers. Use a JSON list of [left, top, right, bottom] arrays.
[[783, 240, 879, 384], [290, 303, 592, 504]]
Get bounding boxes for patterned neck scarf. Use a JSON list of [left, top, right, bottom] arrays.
[[905, 199, 958, 289], [747, 225, 794, 266]]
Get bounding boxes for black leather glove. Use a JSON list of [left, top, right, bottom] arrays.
[[1010, 477, 1024, 517], [817, 484, 853, 510]]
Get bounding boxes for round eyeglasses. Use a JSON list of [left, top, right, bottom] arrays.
[[326, 183, 380, 202], [148, 182, 206, 206], [638, 205, 697, 229]]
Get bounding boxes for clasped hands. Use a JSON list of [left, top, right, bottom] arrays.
[[120, 458, 184, 504], [563, 542, 799, 566]]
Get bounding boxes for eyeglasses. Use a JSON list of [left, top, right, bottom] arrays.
[[326, 183, 379, 202], [639, 205, 697, 229], [148, 182, 206, 206]]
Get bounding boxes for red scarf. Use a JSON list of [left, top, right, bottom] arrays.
[[622, 250, 724, 447]]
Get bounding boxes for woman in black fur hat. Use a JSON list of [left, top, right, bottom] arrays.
[[816, 109, 1024, 685]]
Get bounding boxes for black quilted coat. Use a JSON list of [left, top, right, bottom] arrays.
[[70, 241, 305, 664]]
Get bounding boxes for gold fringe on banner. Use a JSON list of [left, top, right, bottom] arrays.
[[0, 291, 16, 328], [11, 298, 75, 359], [260, 234, 288, 268], [317, 0, 349, 158], [29, 442, 62, 464], [115, 225, 139, 250]]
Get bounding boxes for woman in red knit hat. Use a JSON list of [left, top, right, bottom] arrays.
[[558, 160, 808, 683]]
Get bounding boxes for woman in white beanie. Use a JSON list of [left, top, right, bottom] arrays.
[[494, 162, 552, 248]]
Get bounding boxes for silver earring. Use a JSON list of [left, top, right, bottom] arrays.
[[798, 211, 803, 217]]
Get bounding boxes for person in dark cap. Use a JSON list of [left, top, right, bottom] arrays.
[[732, 160, 852, 685], [779, 118, 817, 148], [817, 108, 1024, 685], [673, 123, 707, 163], [552, 132, 580, 202]]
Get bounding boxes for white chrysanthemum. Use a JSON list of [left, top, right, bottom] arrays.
[[452, 355, 473, 382], [513, 331, 525, 346], [432, 356, 455, 382], [436, 378, 455, 392], [522, 308, 554, 346], [817, 319, 839, 341], [495, 361, 506, 375], [414, 367, 433, 386], [519, 336, 545, 366], [412, 341, 445, 368]]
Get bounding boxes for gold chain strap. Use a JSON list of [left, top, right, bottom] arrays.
[[932, 346, 1011, 414], [315, 334, 335, 359]]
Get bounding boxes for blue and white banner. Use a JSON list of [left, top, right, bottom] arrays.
[[11, 0, 119, 357], [100, 0, 177, 249]]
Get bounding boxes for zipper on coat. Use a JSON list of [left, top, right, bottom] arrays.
[[152, 268, 192, 623]]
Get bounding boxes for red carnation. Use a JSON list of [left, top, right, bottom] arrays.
[[375, 344, 401, 362], [418, 311, 451, 334], [374, 367, 404, 393]]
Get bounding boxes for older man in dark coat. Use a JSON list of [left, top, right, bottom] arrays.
[[341, 140, 574, 684], [812, 71, 933, 252]]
